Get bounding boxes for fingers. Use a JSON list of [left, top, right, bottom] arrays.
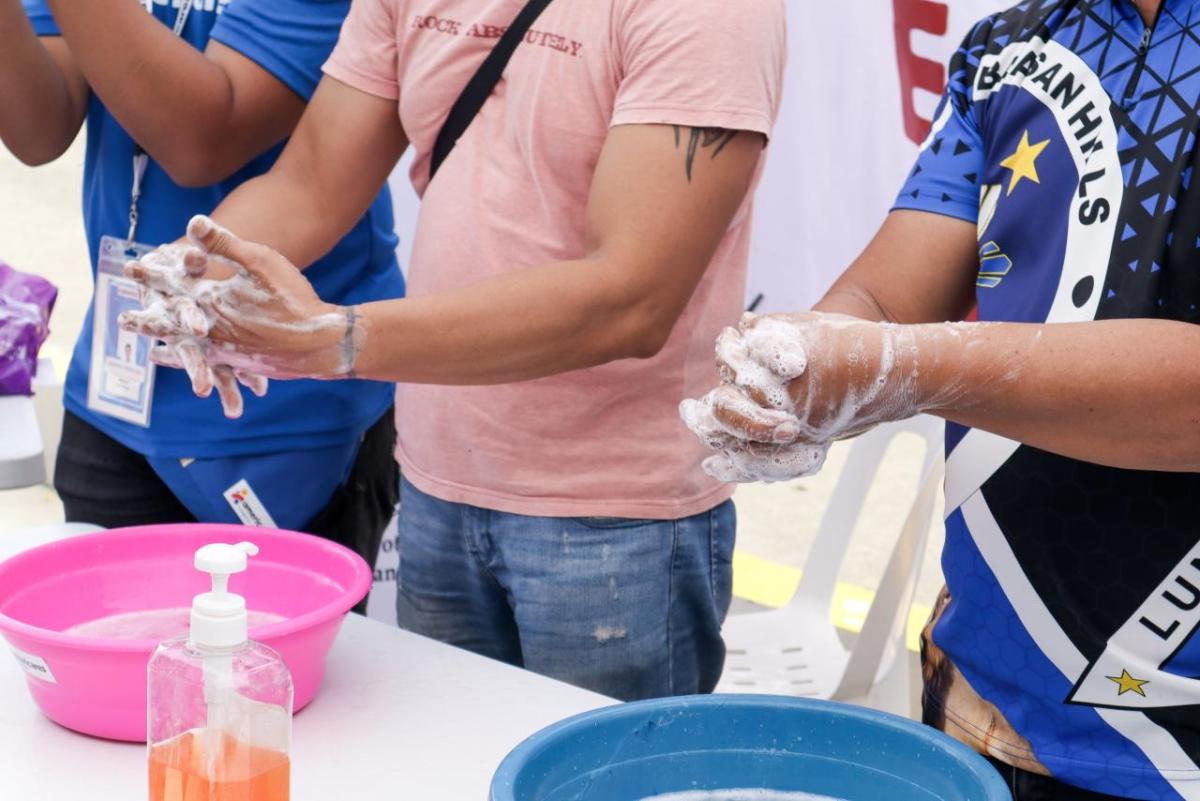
[[118, 300, 208, 341], [680, 386, 801, 462], [709, 385, 801, 443], [714, 327, 744, 384], [725, 318, 808, 378], [118, 308, 185, 339], [149, 344, 184, 369], [124, 260, 177, 293], [680, 395, 734, 450], [187, 215, 266, 279], [743, 318, 808, 379], [212, 366, 244, 419], [174, 338, 215, 398], [124, 244, 200, 293], [234, 370, 269, 398], [152, 340, 268, 408], [180, 244, 245, 283], [702, 441, 830, 484], [715, 327, 795, 411], [167, 296, 210, 337], [182, 246, 209, 277], [119, 297, 205, 340]]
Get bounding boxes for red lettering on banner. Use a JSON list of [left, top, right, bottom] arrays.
[[893, 0, 949, 144]]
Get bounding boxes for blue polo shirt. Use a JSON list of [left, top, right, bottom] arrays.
[[26, 0, 405, 459]]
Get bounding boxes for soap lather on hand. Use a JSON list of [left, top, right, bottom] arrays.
[[119, 215, 364, 419], [680, 312, 987, 483]]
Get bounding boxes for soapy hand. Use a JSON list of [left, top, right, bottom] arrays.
[[681, 312, 964, 483], [118, 216, 361, 419], [121, 243, 268, 419], [679, 386, 831, 482]]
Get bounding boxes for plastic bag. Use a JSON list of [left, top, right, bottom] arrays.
[[0, 261, 57, 396]]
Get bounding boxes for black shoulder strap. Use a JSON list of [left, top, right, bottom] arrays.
[[429, 0, 556, 180]]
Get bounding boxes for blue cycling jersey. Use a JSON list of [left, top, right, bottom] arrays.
[[896, 1, 1200, 798]]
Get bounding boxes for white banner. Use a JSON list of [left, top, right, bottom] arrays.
[[366, 514, 400, 625], [745, 0, 1009, 312], [369, 0, 1011, 621]]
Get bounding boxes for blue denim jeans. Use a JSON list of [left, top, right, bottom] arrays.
[[395, 476, 736, 701]]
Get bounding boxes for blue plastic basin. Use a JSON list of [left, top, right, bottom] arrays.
[[491, 695, 1009, 801]]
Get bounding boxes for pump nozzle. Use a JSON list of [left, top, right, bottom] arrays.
[[190, 542, 259, 649], [195, 542, 259, 594]]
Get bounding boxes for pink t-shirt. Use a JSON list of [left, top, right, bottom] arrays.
[[325, 0, 786, 519]]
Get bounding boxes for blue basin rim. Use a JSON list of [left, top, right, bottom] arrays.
[[490, 694, 1010, 801]]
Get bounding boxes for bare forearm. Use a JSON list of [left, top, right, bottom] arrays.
[[118, 121, 757, 404], [206, 79, 408, 267], [813, 286, 892, 322], [207, 170, 351, 270], [350, 259, 665, 385], [815, 210, 981, 324], [46, 0, 249, 181], [0, 1, 83, 163], [923, 319, 1200, 471]]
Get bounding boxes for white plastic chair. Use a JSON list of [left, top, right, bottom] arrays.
[[30, 357, 64, 486], [717, 414, 944, 717], [0, 357, 61, 490], [0, 394, 45, 489]]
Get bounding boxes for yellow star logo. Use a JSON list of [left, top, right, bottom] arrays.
[[999, 130, 1051, 196], [1107, 669, 1150, 697]]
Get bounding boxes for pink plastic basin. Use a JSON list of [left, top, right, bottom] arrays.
[[0, 524, 371, 742]]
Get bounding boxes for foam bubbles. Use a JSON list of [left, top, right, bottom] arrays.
[[685, 312, 983, 484], [702, 441, 829, 484]]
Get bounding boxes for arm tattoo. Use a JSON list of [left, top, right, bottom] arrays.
[[673, 126, 738, 183]]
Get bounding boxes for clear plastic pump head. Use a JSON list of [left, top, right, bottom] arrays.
[[190, 542, 259, 649]]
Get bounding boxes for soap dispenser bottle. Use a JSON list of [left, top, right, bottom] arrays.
[[147, 542, 293, 801]]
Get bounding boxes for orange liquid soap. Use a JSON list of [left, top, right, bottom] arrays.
[[149, 730, 289, 801]]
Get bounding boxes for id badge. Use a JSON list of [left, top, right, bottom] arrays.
[[86, 235, 157, 427]]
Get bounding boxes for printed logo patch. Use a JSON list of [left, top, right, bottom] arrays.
[[223, 479, 278, 529]]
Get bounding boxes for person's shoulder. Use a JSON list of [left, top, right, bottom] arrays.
[[963, 0, 1077, 53], [944, 1, 1074, 107], [617, 0, 784, 29]]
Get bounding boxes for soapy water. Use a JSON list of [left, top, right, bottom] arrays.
[[637, 792, 846, 801], [65, 608, 285, 640]]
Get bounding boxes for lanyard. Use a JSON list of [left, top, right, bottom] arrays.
[[128, 0, 195, 241]]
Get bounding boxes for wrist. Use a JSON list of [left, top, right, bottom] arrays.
[[907, 321, 998, 416], [278, 302, 355, 380], [320, 304, 365, 379]]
